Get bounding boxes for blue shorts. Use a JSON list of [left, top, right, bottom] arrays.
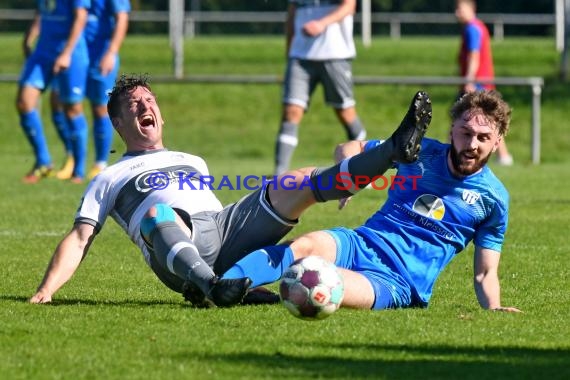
[[20, 50, 88, 104], [86, 53, 119, 105], [325, 227, 412, 310]]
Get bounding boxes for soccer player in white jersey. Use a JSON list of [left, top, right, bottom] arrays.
[[29, 74, 432, 307], [274, 0, 367, 175], [223, 90, 521, 313]]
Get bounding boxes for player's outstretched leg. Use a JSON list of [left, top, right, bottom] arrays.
[[389, 91, 432, 163], [307, 91, 432, 202]]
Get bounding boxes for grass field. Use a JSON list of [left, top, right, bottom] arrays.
[[1, 35, 569, 379]]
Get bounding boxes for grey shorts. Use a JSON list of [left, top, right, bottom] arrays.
[[149, 184, 297, 292], [283, 58, 356, 109]]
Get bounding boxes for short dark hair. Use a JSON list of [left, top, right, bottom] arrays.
[[107, 74, 153, 119], [450, 90, 512, 136]]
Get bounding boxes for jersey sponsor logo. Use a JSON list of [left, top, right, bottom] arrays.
[[462, 189, 481, 205], [129, 162, 145, 171], [393, 201, 454, 240], [412, 194, 445, 220]]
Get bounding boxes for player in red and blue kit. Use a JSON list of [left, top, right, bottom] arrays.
[[222, 90, 521, 313], [17, 0, 91, 183], [458, 11, 494, 91], [455, 0, 513, 165], [53, 0, 130, 181]]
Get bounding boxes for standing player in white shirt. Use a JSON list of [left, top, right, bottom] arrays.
[[274, 0, 367, 175]]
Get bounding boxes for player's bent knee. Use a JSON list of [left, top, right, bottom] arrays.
[[283, 104, 304, 123], [290, 236, 315, 259], [291, 231, 335, 261], [140, 203, 177, 241]]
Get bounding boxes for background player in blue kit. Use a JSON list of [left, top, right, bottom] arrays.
[[54, 0, 131, 181], [17, 0, 90, 184], [29, 75, 431, 307], [222, 90, 521, 313]]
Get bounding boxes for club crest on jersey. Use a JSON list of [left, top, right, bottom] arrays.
[[412, 194, 445, 220], [462, 189, 481, 205]]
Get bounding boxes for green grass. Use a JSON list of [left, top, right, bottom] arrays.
[[1, 35, 569, 379]]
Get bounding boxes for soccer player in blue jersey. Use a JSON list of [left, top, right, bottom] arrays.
[[222, 90, 521, 312], [17, 0, 91, 184], [54, 0, 130, 181]]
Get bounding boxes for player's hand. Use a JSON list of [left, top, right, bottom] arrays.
[[338, 196, 352, 210], [99, 52, 116, 76], [302, 20, 326, 37], [53, 52, 71, 74], [492, 306, 522, 313], [29, 290, 52, 304]]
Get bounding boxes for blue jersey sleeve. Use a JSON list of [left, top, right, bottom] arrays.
[[110, 0, 131, 13], [465, 23, 482, 52], [473, 191, 509, 252]]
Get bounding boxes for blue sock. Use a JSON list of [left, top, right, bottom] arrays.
[[52, 110, 72, 153], [221, 245, 295, 288], [93, 115, 113, 163], [20, 109, 51, 166], [68, 114, 88, 178]]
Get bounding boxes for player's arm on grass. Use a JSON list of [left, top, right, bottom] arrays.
[[473, 246, 521, 312], [334, 140, 367, 209], [29, 223, 96, 304]]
